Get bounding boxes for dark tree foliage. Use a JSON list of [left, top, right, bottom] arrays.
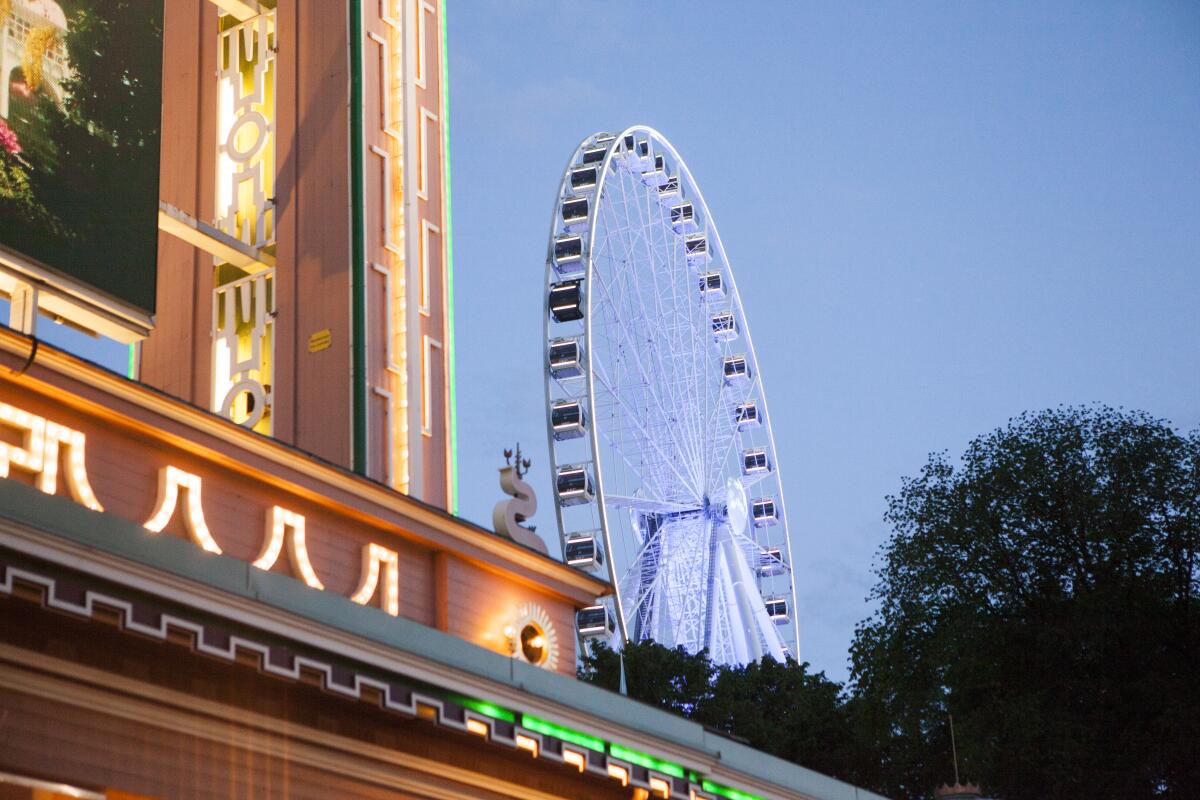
[[694, 656, 864, 783], [850, 406, 1200, 799], [578, 639, 714, 716], [579, 641, 863, 783]]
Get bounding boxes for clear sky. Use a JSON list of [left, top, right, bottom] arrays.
[[447, 1, 1200, 682]]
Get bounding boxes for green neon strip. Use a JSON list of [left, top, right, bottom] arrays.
[[608, 743, 686, 779], [438, 0, 458, 514], [126, 344, 136, 380], [349, 0, 368, 474], [453, 696, 516, 724], [701, 779, 765, 800], [520, 714, 605, 753]]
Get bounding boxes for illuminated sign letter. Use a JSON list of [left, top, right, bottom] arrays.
[[143, 466, 221, 554], [254, 506, 324, 590], [0, 403, 103, 511], [350, 543, 399, 616]]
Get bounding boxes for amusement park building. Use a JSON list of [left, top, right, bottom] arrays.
[[0, 1, 886, 799]]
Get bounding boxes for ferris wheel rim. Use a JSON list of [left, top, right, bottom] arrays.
[[544, 125, 799, 660]]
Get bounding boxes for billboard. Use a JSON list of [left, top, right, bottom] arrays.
[[0, 0, 162, 315]]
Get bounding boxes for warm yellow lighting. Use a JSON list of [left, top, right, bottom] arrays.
[[649, 777, 671, 798], [143, 466, 220, 553], [0, 402, 45, 478], [519, 623, 548, 665], [633, 789, 651, 800], [515, 733, 539, 757], [607, 763, 630, 786], [507, 602, 560, 671], [562, 748, 586, 772], [465, 718, 490, 738], [253, 506, 324, 589], [350, 542, 400, 615], [0, 403, 102, 512], [50, 424, 104, 511]]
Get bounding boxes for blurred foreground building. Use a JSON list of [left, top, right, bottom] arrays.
[[0, 1, 887, 798]]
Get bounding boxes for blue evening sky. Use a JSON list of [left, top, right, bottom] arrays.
[[447, 1, 1200, 682], [14, 1, 1196, 685]]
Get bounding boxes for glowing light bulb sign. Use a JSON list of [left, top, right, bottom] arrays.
[[0, 399, 400, 617]]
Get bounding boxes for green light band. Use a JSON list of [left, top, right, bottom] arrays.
[[126, 343, 136, 380], [701, 779, 765, 800], [608, 743, 685, 779], [454, 696, 515, 724], [438, 0, 458, 514], [520, 714, 605, 753]]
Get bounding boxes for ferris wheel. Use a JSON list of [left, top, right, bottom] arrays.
[[542, 126, 799, 666]]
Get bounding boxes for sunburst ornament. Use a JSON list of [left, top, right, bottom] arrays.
[[505, 603, 559, 671]]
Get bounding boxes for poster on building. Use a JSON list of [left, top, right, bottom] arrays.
[[0, 0, 162, 314]]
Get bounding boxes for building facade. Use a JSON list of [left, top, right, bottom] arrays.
[[146, 0, 455, 510]]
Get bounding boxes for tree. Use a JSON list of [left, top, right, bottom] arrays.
[[850, 406, 1200, 799], [580, 640, 864, 784], [579, 639, 713, 716], [694, 656, 863, 783]]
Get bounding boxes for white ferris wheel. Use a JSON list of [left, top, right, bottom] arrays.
[[542, 126, 799, 665]]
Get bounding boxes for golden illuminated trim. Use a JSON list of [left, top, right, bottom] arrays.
[[143, 466, 221, 554], [0, 403, 47, 480], [465, 717, 490, 738], [376, 0, 408, 494], [253, 506, 325, 590], [608, 763, 630, 786], [350, 542, 400, 615], [0, 402, 102, 512], [649, 776, 671, 798]]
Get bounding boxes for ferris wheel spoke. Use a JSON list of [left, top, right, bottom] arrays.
[[593, 195, 704, 491], [610, 169, 706, 478], [602, 495, 698, 515], [590, 360, 701, 500]]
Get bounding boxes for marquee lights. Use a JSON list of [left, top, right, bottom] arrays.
[[254, 506, 325, 590], [0, 402, 102, 512], [350, 542, 400, 615], [0, 400, 423, 615], [144, 466, 222, 554]]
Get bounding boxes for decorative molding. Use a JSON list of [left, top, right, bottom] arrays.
[[0, 559, 703, 800]]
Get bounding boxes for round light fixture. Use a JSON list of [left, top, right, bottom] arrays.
[[507, 603, 559, 670]]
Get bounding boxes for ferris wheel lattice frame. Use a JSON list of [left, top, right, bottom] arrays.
[[542, 126, 799, 666]]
